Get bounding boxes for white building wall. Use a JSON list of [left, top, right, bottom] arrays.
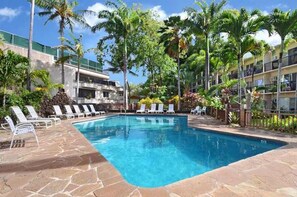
[[1, 43, 124, 103]]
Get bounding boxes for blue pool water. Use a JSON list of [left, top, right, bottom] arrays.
[[74, 115, 285, 188]]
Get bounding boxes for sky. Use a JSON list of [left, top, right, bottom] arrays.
[[0, 0, 296, 86]]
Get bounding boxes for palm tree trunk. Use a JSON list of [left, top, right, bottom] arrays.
[[237, 45, 242, 105], [76, 59, 80, 103], [177, 53, 181, 111], [60, 20, 65, 84], [27, 0, 35, 91], [205, 34, 210, 90], [123, 39, 128, 110], [276, 39, 284, 116]]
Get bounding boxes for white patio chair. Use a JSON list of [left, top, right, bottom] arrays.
[[11, 106, 52, 129], [73, 105, 91, 117], [89, 104, 105, 115], [201, 106, 207, 115], [191, 106, 200, 114], [26, 105, 61, 125], [5, 116, 39, 149], [82, 105, 94, 116], [167, 104, 175, 114], [136, 104, 146, 113], [51, 105, 74, 119], [156, 104, 164, 113], [65, 105, 84, 118], [148, 104, 157, 113]]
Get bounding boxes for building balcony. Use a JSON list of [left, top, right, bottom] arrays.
[[264, 54, 297, 72]]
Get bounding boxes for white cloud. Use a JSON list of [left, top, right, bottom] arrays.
[[255, 30, 281, 46], [74, 2, 113, 33], [150, 5, 167, 21], [0, 7, 21, 20], [150, 5, 188, 21], [85, 3, 113, 27], [170, 11, 188, 20]]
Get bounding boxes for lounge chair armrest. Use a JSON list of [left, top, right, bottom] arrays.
[[16, 123, 35, 130]]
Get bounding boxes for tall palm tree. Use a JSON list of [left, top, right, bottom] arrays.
[[56, 34, 84, 102], [218, 8, 264, 104], [26, 0, 35, 91], [266, 9, 297, 115], [91, 0, 141, 110], [37, 0, 88, 84], [159, 16, 188, 110], [186, 0, 226, 90]]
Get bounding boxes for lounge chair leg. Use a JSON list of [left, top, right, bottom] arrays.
[[34, 132, 39, 147], [10, 134, 15, 149]]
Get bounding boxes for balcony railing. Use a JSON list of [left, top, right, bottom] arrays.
[[264, 54, 297, 72], [0, 30, 104, 73]]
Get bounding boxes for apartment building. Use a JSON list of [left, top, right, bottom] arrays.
[[0, 30, 124, 104], [229, 42, 297, 111]]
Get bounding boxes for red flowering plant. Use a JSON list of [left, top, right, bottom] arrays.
[[180, 91, 206, 111]]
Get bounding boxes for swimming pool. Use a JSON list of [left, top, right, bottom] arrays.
[[74, 115, 285, 188]]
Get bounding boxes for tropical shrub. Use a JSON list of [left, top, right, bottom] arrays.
[[138, 97, 162, 109], [180, 92, 205, 111], [168, 95, 179, 110], [209, 96, 224, 110]]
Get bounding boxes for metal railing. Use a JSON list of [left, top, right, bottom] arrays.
[[264, 54, 297, 72], [0, 30, 103, 73]]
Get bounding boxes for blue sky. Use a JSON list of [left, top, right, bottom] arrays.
[[0, 0, 296, 85]]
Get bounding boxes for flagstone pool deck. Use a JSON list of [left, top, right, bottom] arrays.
[[0, 114, 297, 197]]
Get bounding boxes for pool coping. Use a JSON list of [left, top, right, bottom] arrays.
[[71, 114, 297, 196], [1, 113, 296, 196]]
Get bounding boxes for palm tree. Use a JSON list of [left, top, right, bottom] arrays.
[[266, 9, 297, 115], [186, 0, 226, 90], [159, 16, 188, 110], [37, 0, 88, 84], [218, 8, 264, 104], [91, 0, 141, 110], [30, 69, 63, 96], [26, 0, 35, 91], [56, 34, 84, 102]]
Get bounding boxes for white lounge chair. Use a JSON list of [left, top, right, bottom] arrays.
[[167, 104, 175, 113], [191, 106, 200, 114], [26, 105, 61, 125], [156, 104, 164, 113], [82, 105, 95, 116], [148, 104, 157, 113], [136, 104, 146, 113], [51, 105, 74, 119], [65, 105, 84, 118], [11, 106, 52, 129], [74, 105, 91, 117], [89, 104, 105, 115], [5, 116, 39, 149]]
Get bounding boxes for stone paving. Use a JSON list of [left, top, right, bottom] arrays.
[[0, 114, 297, 197]]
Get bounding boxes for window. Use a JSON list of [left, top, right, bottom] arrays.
[[118, 91, 123, 96], [255, 79, 263, 86], [79, 89, 95, 98], [103, 92, 109, 98], [288, 47, 297, 65]]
